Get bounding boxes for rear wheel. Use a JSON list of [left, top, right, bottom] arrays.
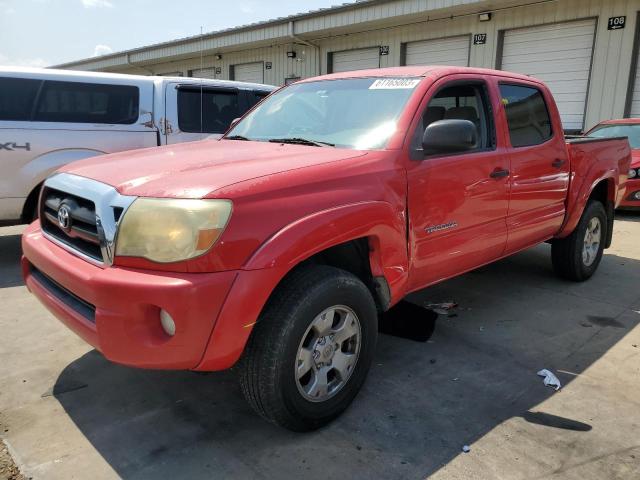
[[551, 200, 607, 281], [238, 265, 377, 431]]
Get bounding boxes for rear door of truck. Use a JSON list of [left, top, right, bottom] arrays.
[[497, 81, 571, 253]]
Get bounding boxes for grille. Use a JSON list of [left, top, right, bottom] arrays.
[[40, 186, 103, 262]]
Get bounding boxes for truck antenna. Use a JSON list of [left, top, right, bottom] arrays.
[[200, 26, 204, 134]]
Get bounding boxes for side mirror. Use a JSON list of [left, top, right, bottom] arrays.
[[422, 119, 477, 155]]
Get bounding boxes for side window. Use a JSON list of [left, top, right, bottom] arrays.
[[34, 81, 139, 124], [178, 88, 240, 134], [0, 77, 42, 121], [246, 90, 269, 109], [412, 82, 494, 153], [499, 84, 552, 147]]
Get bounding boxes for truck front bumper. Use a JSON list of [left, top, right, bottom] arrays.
[[22, 222, 239, 370], [619, 178, 640, 209]]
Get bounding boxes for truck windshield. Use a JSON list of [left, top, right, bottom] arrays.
[[588, 124, 640, 149], [224, 77, 422, 150]]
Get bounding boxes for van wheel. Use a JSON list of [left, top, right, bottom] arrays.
[[238, 265, 377, 431], [551, 200, 607, 281]]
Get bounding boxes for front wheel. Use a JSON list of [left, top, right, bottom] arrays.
[[551, 200, 607, 281], [238, 265, 378, 431]]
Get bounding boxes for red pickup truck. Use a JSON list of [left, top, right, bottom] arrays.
[[22, 67, 631, 431]]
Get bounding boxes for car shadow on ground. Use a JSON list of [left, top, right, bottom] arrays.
[[0, 233, 24, 289], [50, 241, 640, 480], [616, 210, 640, 222]]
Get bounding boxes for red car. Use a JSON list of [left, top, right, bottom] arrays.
[[587, 118, 640, 210], [21, 67, 631, 431]]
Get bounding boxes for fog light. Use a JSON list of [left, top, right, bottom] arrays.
[[160, 309, 176, 336], [633, 191, 640, 201]]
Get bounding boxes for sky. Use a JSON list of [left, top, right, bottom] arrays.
[[0, 0, 343, 67]]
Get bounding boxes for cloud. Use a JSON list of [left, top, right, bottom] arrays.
[[240, 3, 255, 13], [81, 0, 113, 7], [93, 44, 114, 57], [0, 52, 48, 68]]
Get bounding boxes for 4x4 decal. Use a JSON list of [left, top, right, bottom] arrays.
[[0, 142, 31, 151]]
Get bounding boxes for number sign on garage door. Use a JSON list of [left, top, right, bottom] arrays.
[[331, 47, 380, 73], [404, 36, 470, 67], [232, 62, 264, 84], [500, 19, 596, 131]]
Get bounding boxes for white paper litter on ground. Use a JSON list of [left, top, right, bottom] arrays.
[[462, 445, 470, 453], [537, 369, 562, 391]]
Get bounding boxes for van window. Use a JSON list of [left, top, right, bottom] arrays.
[[246, 90, 269, 109], [499, 84, 552, 147], [0, 77, 41, 121], [34, 81, 139, 124], [178, 88, 240, 134]]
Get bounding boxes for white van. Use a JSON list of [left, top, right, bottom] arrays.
[[0, 67, 275, 225]]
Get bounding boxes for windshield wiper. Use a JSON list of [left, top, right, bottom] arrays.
[[268, 137, 335, 147], [224, 135, 251, 141]]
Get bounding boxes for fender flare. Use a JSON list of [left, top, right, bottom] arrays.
[[196, 201, 409, 371], [557, 172, 616, 240], [244, 200, 410, 306], [19, 148, 106, 197]]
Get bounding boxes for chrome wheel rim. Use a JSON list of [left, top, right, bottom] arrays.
[[295, 305, 361, 403], [582, 217, 601, 267]]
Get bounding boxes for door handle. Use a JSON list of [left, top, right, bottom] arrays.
[[552, 158, 566, 168], [489, 168, 510, 179]]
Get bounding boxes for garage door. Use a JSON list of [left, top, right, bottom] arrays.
[[233, 62, 264, 84], [405, 36, 470, 66], [190, 67, 217, 79], [500, 19, 596, 131], [629, 46, 640, 117], [332, 47, 380, 73]]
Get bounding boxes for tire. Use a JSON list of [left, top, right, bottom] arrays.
[[551, 200, 607, 281], [238, 264, 378, 431]]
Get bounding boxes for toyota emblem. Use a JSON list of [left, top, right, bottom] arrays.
[[57, 204, 71, 230]]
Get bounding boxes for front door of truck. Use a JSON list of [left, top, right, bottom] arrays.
[[164, 83, 243, 144], [497, 82, 570, 253], [406, 76, 510, 289]]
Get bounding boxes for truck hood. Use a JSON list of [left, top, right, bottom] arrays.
[[60, 140, 368, 198], [631, 149, 640, 168]]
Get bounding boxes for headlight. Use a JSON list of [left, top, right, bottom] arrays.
[[115, 198, 232, 263], [630, 168, 638, 179]]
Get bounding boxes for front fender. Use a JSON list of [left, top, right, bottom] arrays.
[[196, 201, 409, 371], [244, 201, 409, 303]]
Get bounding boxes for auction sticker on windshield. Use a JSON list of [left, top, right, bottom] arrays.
[[369, 78, 421, 89]]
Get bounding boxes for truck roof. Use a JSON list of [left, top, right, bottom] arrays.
[[0, 66, 276, 91], [299, 66, 544, 84]]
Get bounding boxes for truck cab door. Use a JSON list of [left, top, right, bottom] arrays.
[[406, 76, 510, 290], [497, 83, 570, 253], [164, 83, 244, 145]]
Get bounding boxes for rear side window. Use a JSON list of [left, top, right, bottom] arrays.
[[178, 88, 240, 133], [499, 84, 552, 147], [34, 81, 139, 124], [0, 77, 41, 121]]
